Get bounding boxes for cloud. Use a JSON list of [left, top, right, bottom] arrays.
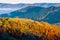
[[0, 0, 60, 4], [0, 8, 19, 10]]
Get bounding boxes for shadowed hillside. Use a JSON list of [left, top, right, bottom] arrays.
[[0, 18, 60, 40], [0, 6, 60, 24]]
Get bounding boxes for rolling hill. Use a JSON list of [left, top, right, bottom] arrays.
[[0, 18, 60, 40]]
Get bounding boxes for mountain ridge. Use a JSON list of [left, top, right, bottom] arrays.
[[0, 5, 60, 24], [9, 6, 60, 24], [0, 3, 60, 8]]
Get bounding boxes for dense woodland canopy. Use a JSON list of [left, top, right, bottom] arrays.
[[0, 17, 60, 40]]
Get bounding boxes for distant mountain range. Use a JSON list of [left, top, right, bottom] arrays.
[[0, 3, 26, 8], [0, 3, 60, 14], [0, 3, 60, 8], [0, 3, 27, 14], [0, 3, 60, 24], [0, 6, 60, 24]]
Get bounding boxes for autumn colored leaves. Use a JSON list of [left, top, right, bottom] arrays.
[[0, 18, 60, 40]]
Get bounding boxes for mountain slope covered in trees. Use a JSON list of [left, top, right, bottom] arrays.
[[0, 18, 60, 40], [0, 6, 60, 24]]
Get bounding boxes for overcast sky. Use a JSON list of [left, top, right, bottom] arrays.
[[0, 0, 60, 4]]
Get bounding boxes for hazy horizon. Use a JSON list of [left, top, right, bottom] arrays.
[[0, 0, 60, 4]]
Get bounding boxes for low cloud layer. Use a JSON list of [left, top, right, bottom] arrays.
[[0, 0, 60, 4]]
